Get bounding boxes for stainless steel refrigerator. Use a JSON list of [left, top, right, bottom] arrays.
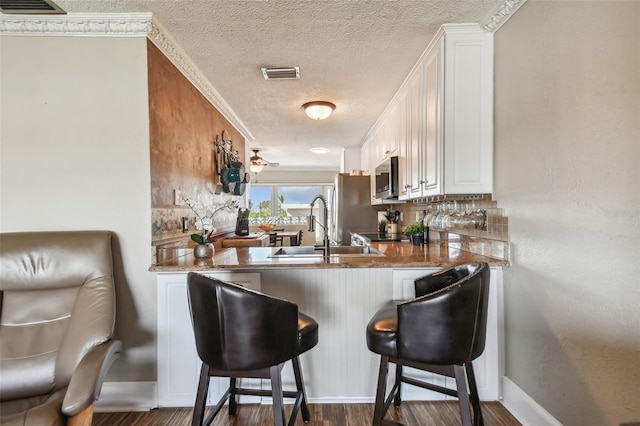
[[330, 173, 379, 246]]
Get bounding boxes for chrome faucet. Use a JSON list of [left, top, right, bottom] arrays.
[[308, 194, 330, 257]]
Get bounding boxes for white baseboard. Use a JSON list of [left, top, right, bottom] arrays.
[[94, 377, 563, 423], [501, 377, 563, 426], [95, 381, 158, 412]]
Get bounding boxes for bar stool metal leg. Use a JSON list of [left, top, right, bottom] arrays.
[[192, 363, 210, 426], [373, 356, 389, 426], [393, 364, 402, 407], [454, 364, 473, 426], [465, 363, 484, 426], [292, 356, 311, 422], [270, 364, 286, 426], [228, 377, 238, 416]]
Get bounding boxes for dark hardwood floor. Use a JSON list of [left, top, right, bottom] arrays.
[[94, 401, 521, 425]]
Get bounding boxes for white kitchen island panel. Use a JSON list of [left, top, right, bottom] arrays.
[[156, 266, 502, 406], [260, 268, 394, 402]]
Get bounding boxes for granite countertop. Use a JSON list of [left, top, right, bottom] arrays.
[[150, 241, 507, 272]]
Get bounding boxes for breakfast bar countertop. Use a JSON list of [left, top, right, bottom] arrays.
[[150, 241, 508, 272]]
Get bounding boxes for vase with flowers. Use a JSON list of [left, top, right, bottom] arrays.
[[184, 198, 238, 258]]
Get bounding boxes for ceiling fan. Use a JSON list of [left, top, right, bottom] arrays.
[[249, 149, 279, 173]]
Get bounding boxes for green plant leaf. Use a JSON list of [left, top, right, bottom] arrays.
[[190, 234, 205, 244], [403, 223, 425, 235]]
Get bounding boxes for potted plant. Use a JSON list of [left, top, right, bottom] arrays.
[[378, 220, 387, 237], [403, 222, 425, 246]]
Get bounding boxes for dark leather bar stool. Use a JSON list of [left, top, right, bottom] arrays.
[[366, 262, 490, 426], [186, 272, 319, 426]]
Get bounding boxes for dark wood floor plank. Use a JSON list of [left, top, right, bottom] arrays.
[[94, 402, 521, 425]]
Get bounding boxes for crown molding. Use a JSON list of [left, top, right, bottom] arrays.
[[0, 12, 152, 36], [481, 0, 528, 32], [0, 12, 254, 143]]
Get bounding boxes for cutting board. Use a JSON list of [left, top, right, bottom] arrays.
[[226, 232, 264, 239], [222, 233, 269, 248]]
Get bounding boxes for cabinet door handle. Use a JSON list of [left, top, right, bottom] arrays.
[[419, 180, 425, 184], [404, 184, 411, 189]]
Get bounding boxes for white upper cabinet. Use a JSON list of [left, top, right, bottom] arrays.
[[397, 89, 410, 200], [367, 24, 493, 203], [441, 28, 493, 194], [360, 137, 371, 175], [371, 110, 398, 167], [422, 39, 443, 196], [407, 65, 425, 199]]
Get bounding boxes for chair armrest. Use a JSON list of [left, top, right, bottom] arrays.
[[62, 340, 122, 416]]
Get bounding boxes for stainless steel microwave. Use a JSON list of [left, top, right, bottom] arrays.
[[374, 156, 399, 199]]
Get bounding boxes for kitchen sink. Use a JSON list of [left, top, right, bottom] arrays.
[[270, 245, 383, 257]]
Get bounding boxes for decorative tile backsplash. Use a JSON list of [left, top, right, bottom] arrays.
[[152, 193, 241, 244], [393, 194, 510, 261]]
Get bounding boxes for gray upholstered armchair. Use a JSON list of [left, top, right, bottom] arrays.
[[0, 231, 122, 425]]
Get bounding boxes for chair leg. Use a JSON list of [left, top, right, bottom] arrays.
[[192, 363, 211, 426], [270, 364, 286, 426], [393, 364, 403, 407], [373, 355, 389, 426], [465, 363, 484, 426], [454, 364, 472, 426], [292, 356, 311, 422], [228, 377, 238, 416]]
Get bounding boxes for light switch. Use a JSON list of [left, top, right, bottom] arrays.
[[174, 189, 182, 205]]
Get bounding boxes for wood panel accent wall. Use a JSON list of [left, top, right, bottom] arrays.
[[148, 39, 245, 208]]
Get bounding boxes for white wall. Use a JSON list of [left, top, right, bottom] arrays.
[[251, 169, 337, 184], [494, 1, 640, 425], [0, 35, 156, 381]]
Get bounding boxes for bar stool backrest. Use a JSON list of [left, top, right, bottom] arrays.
[[397, 262, 490, 365], [186, 273, 299, 371]]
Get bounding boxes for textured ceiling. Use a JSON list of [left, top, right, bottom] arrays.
[[54, 0, 502, 171]]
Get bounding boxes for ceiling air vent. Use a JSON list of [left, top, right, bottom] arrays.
[[261, 66, 300, 80], [0, 0, 66, 14]]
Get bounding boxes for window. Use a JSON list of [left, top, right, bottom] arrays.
[[249, 185, 332, 228]]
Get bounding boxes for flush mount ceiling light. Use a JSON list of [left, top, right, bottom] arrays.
[[302, 101, 336, 120], [310, 147, 330, 154]]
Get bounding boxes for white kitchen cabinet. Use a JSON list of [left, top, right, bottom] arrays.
[[372, 104, 399, 167], [422, 41, 443, 196], [391, 267, 503, 401], [368, 128, 399, 206], [360, 138, 371, 175], [399, 37, 443, 200], [156, 272, 261, 407], [388, 24, 493, 199], [361, 136, 380, 205], [440, 28, 493, 194], [407, 63, 426, 199], [397, 89, 410, 200]]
